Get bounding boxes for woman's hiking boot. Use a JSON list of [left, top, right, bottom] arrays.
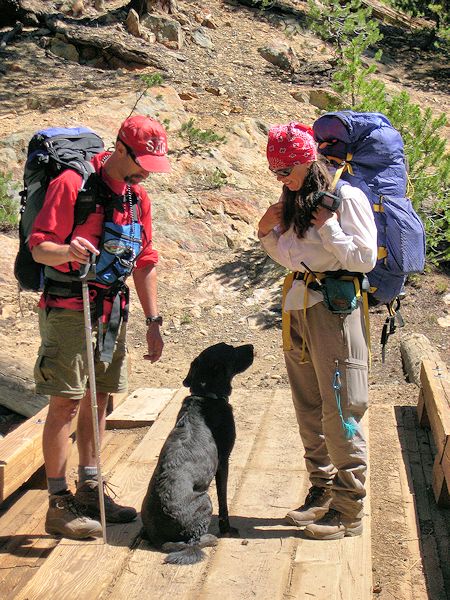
[[45, 491, 102, 539], [304, 508, 363, 540], [285, 485, 332, 527], [75, 479, 137, 523]]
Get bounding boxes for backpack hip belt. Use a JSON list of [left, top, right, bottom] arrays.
[[282, 269, 371, 366]]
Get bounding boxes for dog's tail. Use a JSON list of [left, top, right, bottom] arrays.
[[164, 545, 205, 565]]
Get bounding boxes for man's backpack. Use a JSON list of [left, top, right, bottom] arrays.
[[14, 126, 105, 291], [312, 111, 426, 306]]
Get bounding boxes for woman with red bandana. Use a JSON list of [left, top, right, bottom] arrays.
[[258, 122, 377, 540]]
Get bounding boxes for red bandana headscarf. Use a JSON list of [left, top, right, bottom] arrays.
[[266, 122, 318, 170]]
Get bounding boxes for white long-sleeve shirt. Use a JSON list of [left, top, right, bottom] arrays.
[[260, 183, 378, 310]]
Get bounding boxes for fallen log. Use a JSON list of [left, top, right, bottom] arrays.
[[232, 0, 433, 31], [400, 333, 444, 387], [45, 15, 169, 69], [363, 0, 433, 30], [0, 353, 48, 418]]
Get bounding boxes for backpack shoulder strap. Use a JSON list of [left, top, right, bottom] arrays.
[[73, 171, 104, 226], [330, 152, 354, 191]]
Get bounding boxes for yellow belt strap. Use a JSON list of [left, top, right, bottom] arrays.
[[362, 284, 372, 369], [281, 271, 372, 368], [282, 272, 294, 351]]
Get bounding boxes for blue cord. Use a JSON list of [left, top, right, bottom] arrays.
[[333, 361, 358, 440]]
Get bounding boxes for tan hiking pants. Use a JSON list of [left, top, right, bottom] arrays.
[[284, 302, 368, 520]]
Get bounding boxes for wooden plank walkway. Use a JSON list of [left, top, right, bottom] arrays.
[[0, 429, 140, 599], [3, 388, 373, 600], [0, 391, 129, 504]]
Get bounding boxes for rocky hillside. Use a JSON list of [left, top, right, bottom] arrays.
[[0, 3, 450, 597]]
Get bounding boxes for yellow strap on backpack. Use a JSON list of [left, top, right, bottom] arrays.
[[330, 153, 354, 191]]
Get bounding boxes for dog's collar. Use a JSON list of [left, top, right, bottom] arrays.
[[190, 392, 229, 401]]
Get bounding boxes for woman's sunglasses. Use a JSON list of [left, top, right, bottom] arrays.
[[270, 166, 293, 178]]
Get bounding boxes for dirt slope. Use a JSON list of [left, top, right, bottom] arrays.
[[0, 1, 449, 598]]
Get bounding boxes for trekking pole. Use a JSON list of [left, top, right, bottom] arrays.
[[80, 253, 107, 544]]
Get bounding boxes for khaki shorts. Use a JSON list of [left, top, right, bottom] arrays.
[[34, 308, 128, 399]]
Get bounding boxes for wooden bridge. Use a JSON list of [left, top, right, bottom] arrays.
[[0, 371, 448, 599]]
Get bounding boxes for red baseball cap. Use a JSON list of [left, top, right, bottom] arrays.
[[118, 115, 171, 173]]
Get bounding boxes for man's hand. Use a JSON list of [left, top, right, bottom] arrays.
[[311, 206, 338, 230], [144, 323, 164, 363], [68, 236, 99, 264], [258, 201, 284, 238]]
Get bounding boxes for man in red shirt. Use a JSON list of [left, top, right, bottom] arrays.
[[29, 115, 170, 539]]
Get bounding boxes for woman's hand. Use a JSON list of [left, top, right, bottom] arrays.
[[258, 201, 284, 238], [311, 206, 338, 230]]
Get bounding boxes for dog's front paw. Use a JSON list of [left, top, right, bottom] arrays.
[[219, 525, 240, 538]]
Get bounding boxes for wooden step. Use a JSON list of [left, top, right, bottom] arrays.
[[417, 359, 450, 506], [291, 414, 371, 600], [0, 390, 130, 504], [13, 387, 184, 600], [106, 387, 176, 429], [0, 407, 49, 504]]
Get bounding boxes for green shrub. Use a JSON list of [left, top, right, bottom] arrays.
[[308, 0, 383, 106], [385, 0, 449, 52], [140, 72, 165, 88], [308, 0, 450, 266], [179, 118, 226, 153], [203, 168, 229, 189], [0, 171, 19, 231]]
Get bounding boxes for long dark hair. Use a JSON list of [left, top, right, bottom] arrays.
[[282, 157, 333, 238]]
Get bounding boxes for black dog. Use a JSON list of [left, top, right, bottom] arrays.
[[141, 342, 254, 565]]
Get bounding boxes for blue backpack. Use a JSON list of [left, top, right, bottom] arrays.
[[312, 111, 426, 306]]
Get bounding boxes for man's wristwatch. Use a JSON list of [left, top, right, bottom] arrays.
[[146, 315, 163, 326]]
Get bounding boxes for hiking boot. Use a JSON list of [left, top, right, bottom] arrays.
[[304, 508, 363, 540], [75, 480, 137, 523], [45, 491, 102, 539], [285, 486, 332, 527]]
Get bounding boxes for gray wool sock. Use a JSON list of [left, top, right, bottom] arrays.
[[47, 477, 69, 496], [78, 466, 98, 484]]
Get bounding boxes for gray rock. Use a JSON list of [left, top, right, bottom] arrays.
[[191, 27, 214, 49], [142, 14, 185, 49], [50, 38, 79, 63], [126, 9, 142, 38], [308, 89, 340, 110], [258, 41, 298, 72]]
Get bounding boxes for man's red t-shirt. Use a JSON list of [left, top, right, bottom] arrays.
[[29, 151, 158, 311]]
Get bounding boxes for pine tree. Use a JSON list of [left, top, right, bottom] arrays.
[[307, 0, 449, 265]]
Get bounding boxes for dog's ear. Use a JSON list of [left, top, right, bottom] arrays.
[[183, 358, 198, 388], [233, 344, 254, 374]]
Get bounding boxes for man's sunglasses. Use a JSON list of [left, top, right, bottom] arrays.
[[118, 138, 142, 167], [270, 166, 293, 178]]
